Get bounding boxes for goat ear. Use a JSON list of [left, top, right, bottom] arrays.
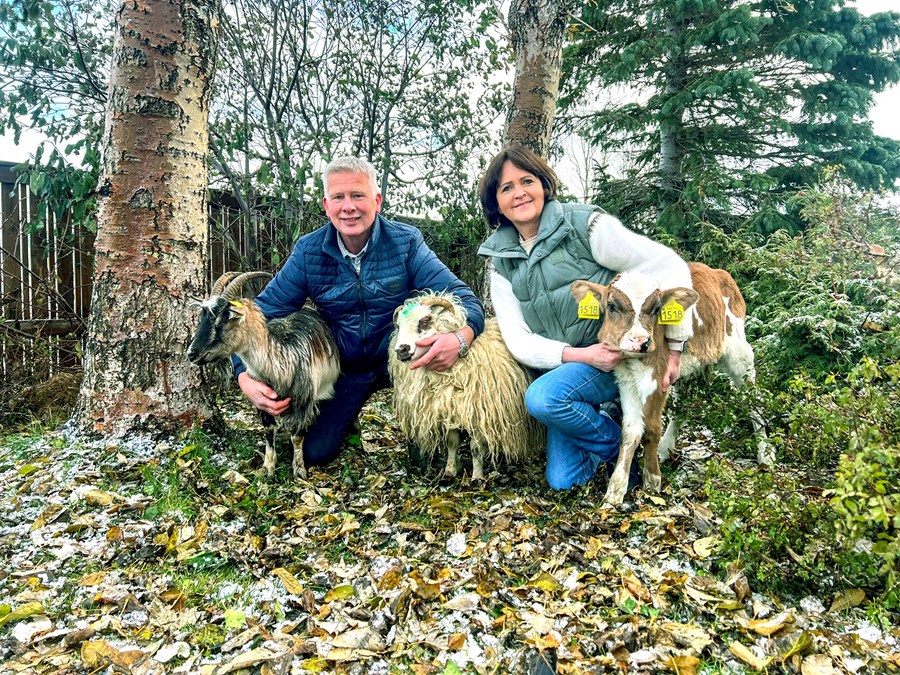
[[660, 287, 699, 312], [227, 299, 247, 317], [571, 280, 607, 303]]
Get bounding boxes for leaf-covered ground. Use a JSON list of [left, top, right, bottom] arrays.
[[1, 393, 897, 674]]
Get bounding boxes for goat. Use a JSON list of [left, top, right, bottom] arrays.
[[187, 271, 341, 479], [388, 292, 544, 481], [571, 262, 772, 506]]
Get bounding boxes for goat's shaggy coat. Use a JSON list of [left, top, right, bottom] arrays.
[[388, 293, 543, 480], [572, 262, 771, 506], [187, 272, 341, 478]]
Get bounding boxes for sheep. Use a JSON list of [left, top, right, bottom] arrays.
[[571, 263, 772, 506], [187, 271, 341, 479], [388, 292, 544, 481]]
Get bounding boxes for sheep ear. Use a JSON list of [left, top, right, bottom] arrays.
[[571, 280, 607, 303], [393, 305, 403, 325], [660, 287, 699, 312]]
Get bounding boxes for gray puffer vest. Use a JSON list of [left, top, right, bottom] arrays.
[[477, 200, 615, 348]]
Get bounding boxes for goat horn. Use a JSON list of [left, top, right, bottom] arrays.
[[212, 271, 242, 296], [223, 271, 272, 301]]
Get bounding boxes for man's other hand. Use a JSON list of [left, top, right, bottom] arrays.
[[238, 372, 291, 415]]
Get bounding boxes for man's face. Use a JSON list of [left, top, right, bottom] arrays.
[[323, 170, 382, 251]]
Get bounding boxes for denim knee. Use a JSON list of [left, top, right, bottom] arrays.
[[525, 380, 559, 424]]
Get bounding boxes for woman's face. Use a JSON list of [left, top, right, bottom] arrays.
[[496, 161, 545, 233]]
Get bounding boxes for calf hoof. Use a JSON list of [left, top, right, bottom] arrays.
[[757, 443, 776, 466], [643, 471, 662, 493], [603, 485, 626, 507]]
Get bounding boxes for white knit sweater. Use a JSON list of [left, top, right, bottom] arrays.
[[491, 211, 694, 370]]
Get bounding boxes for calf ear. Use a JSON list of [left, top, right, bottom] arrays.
[[571, 280, 607, 303], [660, 287, 700, 311]]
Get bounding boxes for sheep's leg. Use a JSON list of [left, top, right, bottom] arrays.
[[261, 412, 278, 476], [471, 436, 487, 482], [444, 429, 461, 478], [291, 434, 307, 480]]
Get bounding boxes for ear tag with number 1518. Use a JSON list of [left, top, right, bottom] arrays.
[[578, 292, 601, 320], [658, 299, 684, 325]]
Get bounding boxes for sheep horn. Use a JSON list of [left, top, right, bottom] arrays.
[[418, 295, 456, 313], [223, 271, 273, 301], [212, 271, 242, 296]]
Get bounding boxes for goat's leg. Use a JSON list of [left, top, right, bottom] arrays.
[[444, 429, 461, 478], [291, 434, 307, 480], [471, 435, 487, 482], [261, 412, 278, 476]]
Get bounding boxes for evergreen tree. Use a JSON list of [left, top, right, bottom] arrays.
[[559, 0, 900, 248]]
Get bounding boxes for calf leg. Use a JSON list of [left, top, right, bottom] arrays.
[[291, 435, 307, 479], [261, 411, 278, 476], [657, 384, 680, 464], [444, 429, 461, 478], [640, 399, 666, 493], [721, 342, 774, 465]]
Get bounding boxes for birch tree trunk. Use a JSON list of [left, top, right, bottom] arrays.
[[505, 0, 576, 156], [73, 0, 221, 437]]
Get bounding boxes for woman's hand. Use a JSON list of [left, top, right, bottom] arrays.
[[238, 372, 291, 415], [563, 343, 623, 372], [662, 351, 682, 392]]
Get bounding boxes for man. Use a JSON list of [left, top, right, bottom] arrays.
[[236, 156, 485, 468]]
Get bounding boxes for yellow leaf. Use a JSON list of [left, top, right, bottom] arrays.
[[448, 632, 466, 650], [324, 584, 354, 602], [107, 526, 123, 542], [801, 654, 840, 675], [729, 641, 770, 670], [18, 464, 40, 477], [662, 655, 700, 674], [83, 489, 115, 506], [299, 657, 331, 672], [660, 622, 712, 652], [828, 589, 865, 613], [649, 495, 667, 506], [692, 536, 718, 559], [528, 571, 562, 592], [272, 568, 304, 595], [747, 611, 792, 636], [0, 601, 44, 628], [80, 572, 106, 587]]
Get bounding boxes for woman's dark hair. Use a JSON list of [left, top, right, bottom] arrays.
[[478, 144, 559, 229]]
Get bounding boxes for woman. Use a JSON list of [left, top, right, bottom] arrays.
[[477, 144, 693, 492]]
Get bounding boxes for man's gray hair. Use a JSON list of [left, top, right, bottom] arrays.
[[323, 156, 380, 196]]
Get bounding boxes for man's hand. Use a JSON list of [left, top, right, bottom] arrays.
[[410, 332, 462, 372], [238, 371, 291, 415], [661, 351, 682, 393]]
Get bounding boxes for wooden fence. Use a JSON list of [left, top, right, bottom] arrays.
[[0, 161, 482, 383]]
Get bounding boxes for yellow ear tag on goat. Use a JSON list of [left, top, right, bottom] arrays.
[[578, 292, 601, 320], [228, 300, 244, 311], [658, 299, 685, 325]]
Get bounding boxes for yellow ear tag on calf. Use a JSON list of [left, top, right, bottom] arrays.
[[658, 299, 685, 325], [578, 292, 601, 320]]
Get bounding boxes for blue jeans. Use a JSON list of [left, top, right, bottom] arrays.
[[302, 367, 391, 466], [525, 363, 627, 490]]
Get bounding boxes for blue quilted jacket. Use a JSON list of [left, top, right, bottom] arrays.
[[242, 215, 484, 374]]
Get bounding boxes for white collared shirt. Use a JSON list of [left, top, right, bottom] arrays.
[[336, 231, 370, 275]]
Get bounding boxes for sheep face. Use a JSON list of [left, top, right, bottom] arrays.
[[392, 295, 463, 362], [187, 296, 244, 365]]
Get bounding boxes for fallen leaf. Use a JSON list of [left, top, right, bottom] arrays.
[[528, 571, 562, 592], [272, 568, 304, 595], [0, 602, 44, 628], [331, 627, 386, 651], [747, 611, 793, 636], [692, 536, 718, 558], [324, 584, 354, 602], [660, 621, 712, 652], [828, 589, 865, 613], [801, 654, 839, 675], [79, 572, 106, 587], [729, 641, 770, 670], [662, 654, 700, 674]]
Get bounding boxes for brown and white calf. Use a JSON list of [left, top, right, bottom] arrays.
[[571, 262, 772, 506]]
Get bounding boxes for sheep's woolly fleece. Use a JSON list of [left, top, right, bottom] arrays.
[[389, 294, 543, 466]]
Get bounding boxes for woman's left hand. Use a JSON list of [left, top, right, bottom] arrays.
[[662, 351, 682, 392]]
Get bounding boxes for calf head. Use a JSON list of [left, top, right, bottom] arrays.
[[392, 294, 465, 362], [571, 273, 698, 357], [187, 271, 271, 365]]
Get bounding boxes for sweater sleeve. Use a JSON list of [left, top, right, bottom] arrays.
[[587, 212, 694, 341], [491, 270, 566, 370]]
